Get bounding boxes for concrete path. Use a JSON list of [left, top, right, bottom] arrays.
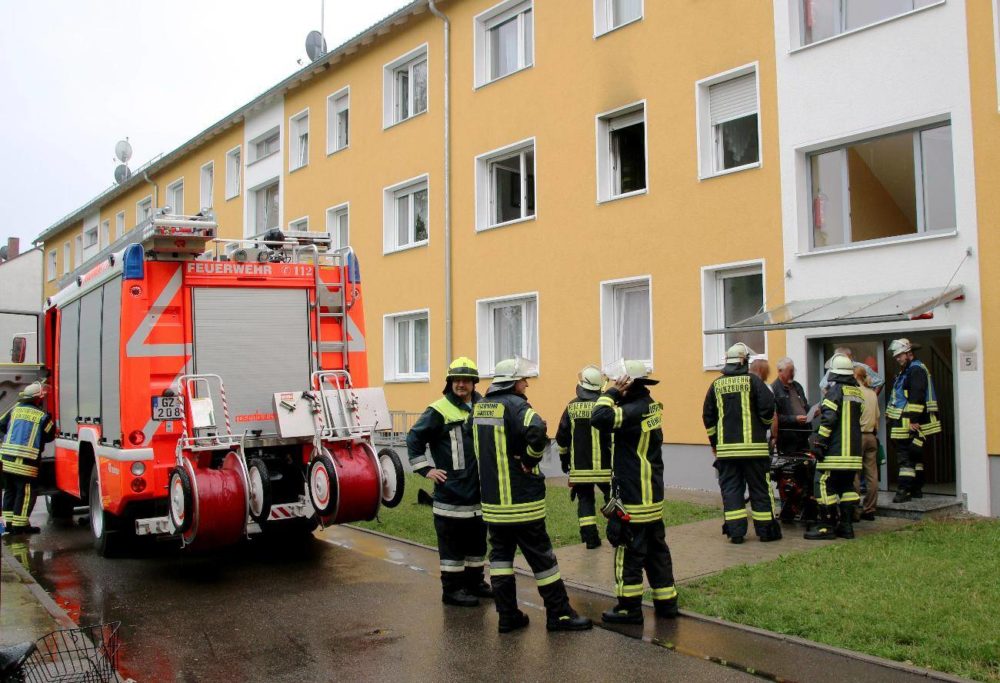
[[517, 514, 910, 594], [1, 543, 75, 647]]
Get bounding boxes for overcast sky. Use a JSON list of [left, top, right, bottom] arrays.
[[0, 0, 411, 249]]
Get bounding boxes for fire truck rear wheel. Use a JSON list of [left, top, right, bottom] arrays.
[[247, 459, 272, 524], [46, 492, 79, 520], [89, 468, 127, 558], [378, 448, 405, 509]]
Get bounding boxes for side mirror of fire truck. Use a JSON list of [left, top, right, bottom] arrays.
[[10, 336, 26, 363]]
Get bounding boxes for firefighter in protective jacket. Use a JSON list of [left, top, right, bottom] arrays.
[[407, 357, 492, 607], [473, 358, 592, 634], [555, 365, 612, 549], [1, 383, 55, 535], [592, 361, 678, 624], [702, 343, 782, 544], [886, 338, 942, 503], [805, 353, 863, 540]]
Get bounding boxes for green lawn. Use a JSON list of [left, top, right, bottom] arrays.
[[680, 518, 1000, 682], [353, 473, 718, 549]]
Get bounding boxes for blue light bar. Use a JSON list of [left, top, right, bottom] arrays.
[[122, 243, 145, 280]]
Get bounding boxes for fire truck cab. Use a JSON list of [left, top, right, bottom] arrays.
[[28, 212, 403, 556]]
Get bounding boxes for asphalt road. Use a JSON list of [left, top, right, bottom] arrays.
[[7, 508, 757, 683]]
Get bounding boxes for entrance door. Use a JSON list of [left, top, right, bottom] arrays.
[[816, 332, 955, 495]]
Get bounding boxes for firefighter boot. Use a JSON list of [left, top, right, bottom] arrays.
[[441, 574, 479, 607], [498, 610, 530, 634], [804, 506, 836, 540], [758, 520, 783, 543], [546, 609, 594, 632], [464, 567, 494, 599], [602, 599, 643, 625], [581, 525, 602, 550], [912, 465, 925, 499], [654, 598, 679, 619], [835, 503, 856, 539]]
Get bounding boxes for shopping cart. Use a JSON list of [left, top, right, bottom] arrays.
[[0, 622, 121, 683]]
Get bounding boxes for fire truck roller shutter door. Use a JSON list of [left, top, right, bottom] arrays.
[[58, 300, 80, 432], [192, 288, 311, 437], [78, 289, 103, 423], [100, 278, 122, 445]]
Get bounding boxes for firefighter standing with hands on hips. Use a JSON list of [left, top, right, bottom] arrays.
[[805, 353, 864, 540], [555, 365, 612, 549], [702, 343, 782, 544], [473, 357, 592, 633], [407, 357, 493, 607], [886, 338, 942, 503], [592, 361, 678, 624], [1, 382, 55, 535]]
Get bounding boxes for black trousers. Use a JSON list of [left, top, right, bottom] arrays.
[[716, 458, 776, 538], [488, 520, 571, 618], [573, 482, 610, 531], [894, 438, 925, 494], [2, 472, 37, 529], [434, 514, 488, 593], [613, 519, 676, 607]]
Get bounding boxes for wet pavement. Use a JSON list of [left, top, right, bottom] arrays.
[[6, 507, 757, 683], [3, 503, 961, 683]]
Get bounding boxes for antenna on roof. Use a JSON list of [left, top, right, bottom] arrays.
[[113, 137, 133, 185]]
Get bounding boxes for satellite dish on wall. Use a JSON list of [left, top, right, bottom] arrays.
[[305, 30, 327, 62], [0, 246, 8, 261], [114, 164, 132, 185], [115, 139, 133, 163]]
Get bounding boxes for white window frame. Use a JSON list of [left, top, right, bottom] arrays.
[[166, 178, 184, 214], [696, 63, 762, 180], [115, 211, 125, 239], [74, 235, 83, 266], [475, 137, 536, 231], [225, 145, 242, 200], [596, 100, 648, 203], [600, 275, 653, 370], [99, 220, 110, 249], [288, 215, 309, 232], [804, 119, 955, 253], [327, 87, 350, 155], [792, 0, 945, 50], [289, 108, 310, 171], [326, 202, 350, 249], [594, 0, 644, 37], [383, 309, 431, 382], [476, 292, 540, 376], [474, 0, 535, 88], [383, 174, 430, 254], [249, 127, 280, 164], [200, 161, 214, 210], [995, 0, 1000, 111], [700, 259, 766, 369], [62, 243, 71, 275], [136, 195, 152, 224], [383, 44, 429, 128], [249, 179, 280, 236], [47, 250, 57, 281]]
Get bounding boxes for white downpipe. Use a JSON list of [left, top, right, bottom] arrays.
[[428, 0, 452, 364]]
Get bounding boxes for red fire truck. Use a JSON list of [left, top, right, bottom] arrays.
[[5, 213, 403, 556]]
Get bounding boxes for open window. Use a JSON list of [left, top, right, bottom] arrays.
[[597, 102, 647, 202], [289, 110, 309, 171], [476, 139, 535, 230]]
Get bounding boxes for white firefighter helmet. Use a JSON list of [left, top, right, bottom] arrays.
[[602, 359, 658, 385], [726, 342, 755, 364], [578, 365, 603, 392], [828, 353, 854, 376], [492, 356, 538, 383], [18, 382, 46, 400], [888, 338, 912, 358]]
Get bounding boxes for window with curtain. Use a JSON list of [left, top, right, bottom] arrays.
[[225, 147, 241, 199], [476, 1, 533, 86], [290, 112, 309, 170], [801, 0, 939, 46], [602, 279, 651, 366], [167, 181, 184, 214], [480, 295, 538, 371], [327, 204, 349, 249], [387, 312, 429, 380], [394, 55, 427, 123], [200, 162, 214, 209], [253, 181, 279, 234], [611, 0, 642, 28], [115, 212, 124, 239], [394, 183, 428, 249], [709, 73, 759, 172]]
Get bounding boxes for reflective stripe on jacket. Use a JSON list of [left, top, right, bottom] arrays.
[[813, 378, 863, 471], [591, 386, 664, 524], [406, 391, 482, 517], [702, 364, 775, 458], [887, 360, 942, 441], [555, 386, 612, 484], [473, 387, 548, 524]]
